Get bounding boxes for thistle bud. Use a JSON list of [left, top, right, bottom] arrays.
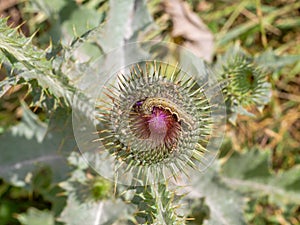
[[220, 56, 271, 109], [95, 62, 214, 184]]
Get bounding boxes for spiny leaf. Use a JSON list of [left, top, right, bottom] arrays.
[[180, 164, 247, 225], [0, 17, 75, 106], [221, 148, 300, 205], [17, 208, 55, 225]]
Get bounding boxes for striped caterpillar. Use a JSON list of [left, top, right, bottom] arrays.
[[141, 97, 194, 128]]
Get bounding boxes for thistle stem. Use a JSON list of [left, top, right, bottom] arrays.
[[151, 183, 168, 225]]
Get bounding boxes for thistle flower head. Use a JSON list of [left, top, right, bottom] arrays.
[[220, 56, 271, 108], [94, 61, 216, 185]]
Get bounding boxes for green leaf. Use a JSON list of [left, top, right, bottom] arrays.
[[130, 0, 154, 38], [57, 0, 154, 99], [11, 101, 47, 143], [96, 0, 135, 52], [0, 108, 75, 187], [17, 208, 55, 225], [62, 5, 104, 39], [58, 194, 133, 225], [33, 0, 68, 15], [221, 149, 300, 205], [53, 0, 136, 96], [254, 49, 300, 72], [182, 164, 247, 225]]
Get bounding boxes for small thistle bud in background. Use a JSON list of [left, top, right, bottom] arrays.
[[218, 55, 271, 123], [91, 177, 112, 201], [95, 62, 214, 184], [221, 57, 270, 106]]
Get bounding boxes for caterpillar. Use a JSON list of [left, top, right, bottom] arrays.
[[141, 97, 194, 128]]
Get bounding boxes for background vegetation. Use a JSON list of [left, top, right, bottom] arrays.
[[0, 0, 299, 224]]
